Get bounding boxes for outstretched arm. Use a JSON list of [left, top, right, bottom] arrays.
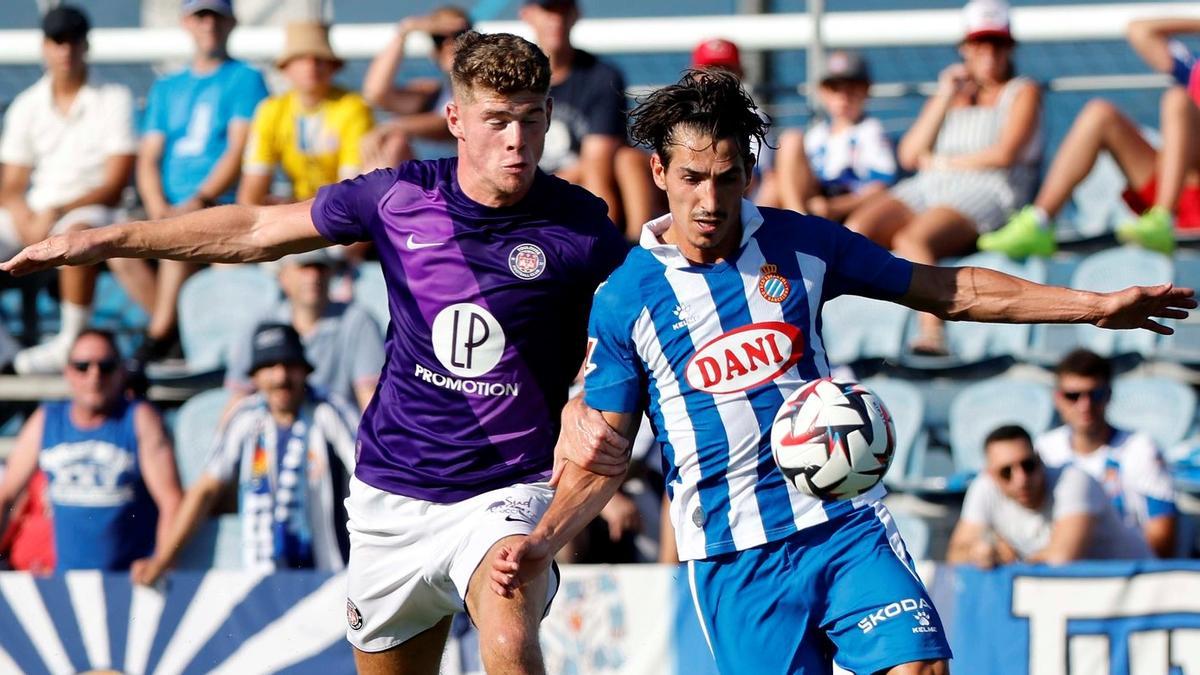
[[900, 263, 1196, 333], [130, 474, 223, 586], [1, 199, 327, 276], [1127, 18, 1200, 75], [490, 409, 638, 597]]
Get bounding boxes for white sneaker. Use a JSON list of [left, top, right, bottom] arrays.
[[14, 335, 71, 375]]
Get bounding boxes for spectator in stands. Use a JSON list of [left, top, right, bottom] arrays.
[[359, 5, 471, 169], [0, 6, 138, 373], [845, 0, 1041, 355], [773, 50, 897, 221], [981, 17, 1200, 257], [225, 250, 384, 410], [1036, 349, 1177, 557], [132, 323, 358, 584], [239, 21, 373, 205], [948, 425, 1151, 567], [122, 0, 269, 364], [0, 330, 183, 571], [520, 0, 660, 237]]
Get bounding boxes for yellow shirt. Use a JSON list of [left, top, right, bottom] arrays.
[[243, 88, 373, 201]]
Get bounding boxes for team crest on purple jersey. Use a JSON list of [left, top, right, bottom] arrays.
[[509, 243, 547, 280]]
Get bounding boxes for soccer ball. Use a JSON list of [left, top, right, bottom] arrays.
[[770, 378, 895, 500]]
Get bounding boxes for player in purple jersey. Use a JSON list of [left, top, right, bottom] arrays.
[[489, 69, 1196, 674], [3, 32, 629, 675]]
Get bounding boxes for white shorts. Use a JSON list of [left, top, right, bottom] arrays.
[[0, 205, 119, 259], [344, 475, 560, 653]]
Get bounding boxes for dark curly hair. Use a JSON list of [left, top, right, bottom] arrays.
[[451, 31, 550, 99], [628, 68, 770, 167]]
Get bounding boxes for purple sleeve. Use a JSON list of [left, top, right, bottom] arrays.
[[822, 218, 913, 300], [310, 168, 398, 245]]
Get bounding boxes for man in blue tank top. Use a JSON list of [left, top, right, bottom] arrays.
[[0, 330, 183, 571], [2, 31, 628, 674]]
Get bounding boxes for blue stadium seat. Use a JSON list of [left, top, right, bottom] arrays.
[[941, 252, 1045, 363], [177, 265, 281, 373], [1158, 252, 1200, 364], [1029, 247, 1173, 363], [172, 387, 230, 487], [352, 261, 389, 330], [890, 512, 932, 561], [863, 377, 927, 490], [948, 378, 1055, 475], [1107, 376, 1198, 451], [821, 294, 910, 365], [1056, 145, 1139, 242], [1073, 247, 1174, 358], [172, 387, 242, 570]]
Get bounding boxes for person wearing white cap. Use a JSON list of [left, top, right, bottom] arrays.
[[981, 15, 1200, 257], [239, 21, 374, 205], [845, 0, 1043, 356]]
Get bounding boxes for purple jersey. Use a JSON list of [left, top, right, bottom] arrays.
[[311, 158, 627, 502]]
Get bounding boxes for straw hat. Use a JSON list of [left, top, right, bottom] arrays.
[[276, 21, 343, 69]]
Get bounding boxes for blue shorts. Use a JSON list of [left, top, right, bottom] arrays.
[[688, 503, 952, 675]]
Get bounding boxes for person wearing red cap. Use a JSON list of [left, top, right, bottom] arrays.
[[981, 16, 1200, 257], [692, 38, 743, 77], [846, 0, 1042, 356], [774, 50, 897, 222]]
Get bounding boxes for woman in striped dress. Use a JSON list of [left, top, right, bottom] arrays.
[[845, 0, 1042, 355]]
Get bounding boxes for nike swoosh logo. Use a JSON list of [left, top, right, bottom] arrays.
[[504, 515, 534, 525], [405, 234, 445, 250]]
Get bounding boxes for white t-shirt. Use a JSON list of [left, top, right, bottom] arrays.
[[1036, 426, 1176, 532], [0, 76, 137, 212], [960, 464, 1152, 561], [803, 116, 897, 196]]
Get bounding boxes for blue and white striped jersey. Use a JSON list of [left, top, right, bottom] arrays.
[[585, 200, 913, 561]]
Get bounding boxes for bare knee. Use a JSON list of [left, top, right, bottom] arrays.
[[883, 658, 949, 675], [1079, 98, 1121, 129], [477, 622, 542, 674], [1161, 85, 1195, 114]]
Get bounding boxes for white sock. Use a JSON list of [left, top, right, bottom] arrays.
[[1029, 205, 1050, 228], [58, 302, 92, 342]]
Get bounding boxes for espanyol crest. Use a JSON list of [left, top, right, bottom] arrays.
[[758, 263, 790, 303], [508, 243, 546, 280]]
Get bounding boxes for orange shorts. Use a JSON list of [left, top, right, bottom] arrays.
[[1122, 174, 1200, 231]]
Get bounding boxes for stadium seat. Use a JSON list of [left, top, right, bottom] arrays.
[[821, 294, 910, 365], [1107, 376, 1198, 450], [948, 378, 1055, 475], [171, 387, 242, 570], [1029, 247, 1172, 363], [172, 387, 230, 487], [1057, 148, 1137, 242], [890, 513, 932, 561], [1158, 252, 1200, 364], [177, 265, 281, 372], [352, 261, 390, 330], [862, 377, 927, 489]]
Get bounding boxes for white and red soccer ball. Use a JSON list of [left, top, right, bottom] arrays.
[[770, 378, 896, 500]]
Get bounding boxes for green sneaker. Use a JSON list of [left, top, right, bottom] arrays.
[[1116, 205, 1176, 254], [977, 206, 1056, 258]]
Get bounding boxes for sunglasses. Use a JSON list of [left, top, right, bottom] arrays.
[[431, 30, 470, 49], [69, 358, 119, 375], [1059, 386, 1110, 404], [996, 457, 1040, 483]]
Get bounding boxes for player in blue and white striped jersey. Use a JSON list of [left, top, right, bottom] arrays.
[[490, 70, 1196, 675]]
